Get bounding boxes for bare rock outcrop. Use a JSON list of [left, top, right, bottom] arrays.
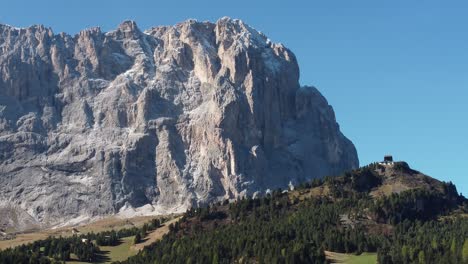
[[0, 18, 358, 230]]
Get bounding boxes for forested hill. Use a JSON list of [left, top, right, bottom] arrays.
[[0, 162, 467, 263], [118, 162, 468, 264]]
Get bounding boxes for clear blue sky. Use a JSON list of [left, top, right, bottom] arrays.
[[2, 0, 467, 195]]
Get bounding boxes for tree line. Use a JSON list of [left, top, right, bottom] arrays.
[[0, 217, 163, 263]]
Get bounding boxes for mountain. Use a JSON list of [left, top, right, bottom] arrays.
[[0, 18, 358, 231]]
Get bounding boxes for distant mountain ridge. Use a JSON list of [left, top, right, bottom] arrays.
[[0, 18, 358, 231]]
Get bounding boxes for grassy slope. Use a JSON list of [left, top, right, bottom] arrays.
[[0, 215, 178, 250], [101, 236, 137, 263], [65, 217, 179, 263], [326, 251, 377, 264], [131, 217, 180, 251], [65, 236, 136, 264]]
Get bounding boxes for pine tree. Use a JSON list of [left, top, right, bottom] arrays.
[[418, 250, 425, 264], [462, 239, 468, 263], [134, 233, 142, 244]]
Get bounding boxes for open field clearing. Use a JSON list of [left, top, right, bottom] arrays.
[[325, 251, 377, 264]]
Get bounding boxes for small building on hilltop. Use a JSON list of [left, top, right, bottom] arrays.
[[379, 155, 394, 166]]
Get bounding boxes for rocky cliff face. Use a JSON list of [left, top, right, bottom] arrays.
[[0, 18, 358, 230]]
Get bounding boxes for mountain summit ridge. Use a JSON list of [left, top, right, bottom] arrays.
[[0, 18, 358, 230]]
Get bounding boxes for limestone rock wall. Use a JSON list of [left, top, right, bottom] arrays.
[[0, 18, 358, 230]]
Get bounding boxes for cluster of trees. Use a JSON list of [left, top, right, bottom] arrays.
[[135, 218, 161, 244], [301, 164, 384, 199], [378, 218, 468, 264], [0, 217, 163, 263], [370, 185, 461, 224], [86, 218, 161, 246], [0, 236, 99, 263], [93, 231, 120, 246], [118, 193, 383, 264]]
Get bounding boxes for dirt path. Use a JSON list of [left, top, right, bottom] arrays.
[[131, 217, 181, 251]]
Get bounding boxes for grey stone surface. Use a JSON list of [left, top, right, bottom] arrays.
[[0, 18, 358, 230]]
